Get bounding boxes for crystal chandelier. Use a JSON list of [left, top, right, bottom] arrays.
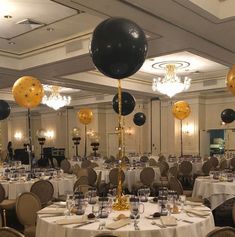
[[152, 64, 191, 97], [42, 86, 71, 110]]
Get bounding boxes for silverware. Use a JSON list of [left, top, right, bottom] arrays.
[[73, 220, 96, 228]]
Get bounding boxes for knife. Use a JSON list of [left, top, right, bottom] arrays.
[[73, 220, 97, 228]]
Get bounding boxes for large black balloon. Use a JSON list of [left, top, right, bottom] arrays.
[[90, 17, 148, 79], [221, 109, 235, 124], [0, 100, 10, 120], [112, 92, 136, 116], [133, 112, 146, 126]]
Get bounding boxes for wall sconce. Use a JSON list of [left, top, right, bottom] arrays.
[[14, 132, 23, 141], [87, 129, 95, 137], [45, 130, 55, 139], [182, 123, 194, 135], [125, 127, 133, 135]]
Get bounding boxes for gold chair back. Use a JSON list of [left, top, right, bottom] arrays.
[[109, 168, 125, 186], [0, 227, 25, 237], [206, 227, 235, 237], [16, 192, 41, 227], [140, 167, 155, 186], [179, 161, 192, 175], [87, 168, 97, 186], [60, 159, 71, 173], [169, 177, 183, 195], [73, 176, 89, 191], [81, 160, 92, 168], [30, 180, 54, 206]]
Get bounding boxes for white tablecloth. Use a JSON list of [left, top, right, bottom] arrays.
[[192, 177, 235, 210], [36, 202, 215, 237], [0, 174, 76, 199], [95, 167, 164, 192]]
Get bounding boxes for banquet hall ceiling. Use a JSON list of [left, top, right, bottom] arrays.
[[0, 0, 235, 109]]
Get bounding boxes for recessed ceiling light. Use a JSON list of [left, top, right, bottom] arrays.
[[46, 27, 54, 32], [8, 41, 15, 45], [4, 15, 12, 19]]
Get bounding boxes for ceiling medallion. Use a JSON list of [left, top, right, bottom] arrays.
[[42, 85, 71, 110], [152, 63, 191, 98]]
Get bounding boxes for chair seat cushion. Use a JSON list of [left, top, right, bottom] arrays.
[[0, 199, 16, 209], [24, 225, 36, 237]]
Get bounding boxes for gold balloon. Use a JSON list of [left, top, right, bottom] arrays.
[[77, 108, 93, 125], [226, 65, 235, 96], [172, 101, 191, 120], [12, 76, 44, 108]]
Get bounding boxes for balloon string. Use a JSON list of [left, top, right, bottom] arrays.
[[27, 109, 32, 171], [117, 79, 123, 200], [180, 120, 183, 157], [85, 124, 87, 158]]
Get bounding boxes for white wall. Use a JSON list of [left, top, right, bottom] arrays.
[[2, 94, 235, 159]]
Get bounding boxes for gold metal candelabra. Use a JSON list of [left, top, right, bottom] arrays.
[[112, 79, 129, 211]]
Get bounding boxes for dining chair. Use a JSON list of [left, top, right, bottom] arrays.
[[96, 171, 102, 191], [219, 158, 227, 170], [179, 161, 192, 175], [16, 192, 41, 237], [230, 158, 235, 169], [206, 227, 235, 237], [72, 163, 81, 176], [87, 168, 97, 186], [78, 184, 92, 194], [81, 160, 92, 168], [30, 180, 54, 206], [168, 166, 178, 178], [158, 155, 166, 162], [149, 158, 157, 166], [52, 158, 58, 168], [109, 168, 125, 187], [60, 159, 71, 173], [140, 167, 155, 186], [0, 227, 25, 237], [201, 161, 212, 176], [123, 156, 130, 164], [140, 155, 149, 163], [169, 176, 193, 197], [158, 161, 169, 176], [90, 162, 99, 168], [209, 156, 219, 170], [0, 183, 16, 227], [73, 176, 89, 191]]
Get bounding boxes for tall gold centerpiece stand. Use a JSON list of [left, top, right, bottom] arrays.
[[112, 80, 129, 211]]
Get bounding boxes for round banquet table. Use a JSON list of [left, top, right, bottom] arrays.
[[167, 161, 203, 174], [192, 177, 235, 210], [36, 202, 215, 237], [0, 174, 76, 199], [95, 167, 161, 192]]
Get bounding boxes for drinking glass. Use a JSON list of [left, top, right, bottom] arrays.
[[179, 195, 186, 210], [66, 194, 74, 216]]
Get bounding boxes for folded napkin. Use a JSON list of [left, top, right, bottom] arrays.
[[185, 201, 203, 206], [160, 216, 177, 226], [106, 219, 131, 230], [185, 209, 210, 217], [38, 208, 66, 215], [55, 215, 88, 225]]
